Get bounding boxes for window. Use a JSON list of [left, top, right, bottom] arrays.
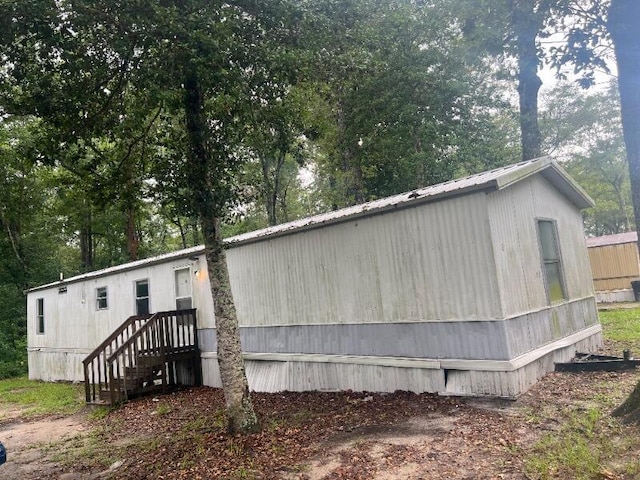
[[135, 280, 150, 315], [36, 298, 45, 334], [96, 287, 108, 310], [175, 268, 193, 310], [537, 220, 566, 303]]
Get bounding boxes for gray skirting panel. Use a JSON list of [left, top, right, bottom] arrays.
[[198, 297, 598, 362]]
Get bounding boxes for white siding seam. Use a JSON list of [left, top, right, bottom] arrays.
[[199, 323, 600, 372], [27, 347, 92, 354], [236, 295, 596, 328]]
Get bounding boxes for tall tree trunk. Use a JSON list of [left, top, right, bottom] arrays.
[[202, 215, 258, 433], [125, 204, 139, 261], [336, 99, 364, 205], [512, 0, 543, 161], [183, 66, 259, 434], [79, 201, 93, 272], [609, 0, 640, 423], [174, 218, 188, 249], [609, 0, 640, 246], [260, 156, 278, 226]]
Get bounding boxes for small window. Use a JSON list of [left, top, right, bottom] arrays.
[[537, 220, 566, 303], [96, 287, 108, 310], [135, 279, 150, 315], [36, 298, 45, 334]]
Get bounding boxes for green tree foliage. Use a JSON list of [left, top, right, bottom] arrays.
[[541, 83, 632, 235], [299, 0, 518, 208], [0, 0, 308, 432], [0, 117, 72, 378]]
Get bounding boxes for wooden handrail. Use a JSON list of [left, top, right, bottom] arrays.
[[82, 313, 152, 404], [84, 309, 198, 405], [107, 313, 159, 362], [82, 314, 152, 366]]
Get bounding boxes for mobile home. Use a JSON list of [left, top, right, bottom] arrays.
[[27, 157, 602, 399]]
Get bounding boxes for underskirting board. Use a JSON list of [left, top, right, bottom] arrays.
[[200, 325, 603, 398]]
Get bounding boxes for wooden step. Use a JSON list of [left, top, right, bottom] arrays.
[[137, 354, 165, 367], [124, 365, 157, 378]]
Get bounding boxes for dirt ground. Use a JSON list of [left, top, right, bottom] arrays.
[[1, 355, 640, 479], [0, 412, 88, 479]]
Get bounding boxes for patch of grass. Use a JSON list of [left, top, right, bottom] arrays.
[[598, 308, 640, 344], [154, 402, 172, 416], [181, 414, 209, 434], [47, 427, 116, 471], [0, 377, 84, 418], [519, 306, 640, 479], [87, 406, 113, 421], [225, 440, 243, 458], [232, 466, 257, 479], [264, 416, 285, 432], [524, 407, 615, 480], [290, 408, 312, 424]]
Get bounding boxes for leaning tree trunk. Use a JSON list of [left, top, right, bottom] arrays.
[[609, 0, 640, 424], [183, 65, 259, 434], [511, 0, 543, 161], [202, 215, 259, 433]]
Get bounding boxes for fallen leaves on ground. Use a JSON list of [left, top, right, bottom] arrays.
[[53, 340, 640, 479]]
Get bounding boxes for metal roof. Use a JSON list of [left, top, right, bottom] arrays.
[[29, 156, 593, 292], [28, 245, 205, 293], [227, 156, 594, 247], [586, 231, 637, 248]]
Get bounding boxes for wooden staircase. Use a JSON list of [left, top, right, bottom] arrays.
[[83, 309, 201, 406]]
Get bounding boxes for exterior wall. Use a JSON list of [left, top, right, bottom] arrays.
[[226, 191, 502, 327], [27, 252, 215, 382], [198, 297, 601, 397], [487, 175, 595, 317], [199, 296, 595, 361], [588, 242, 640, 293]]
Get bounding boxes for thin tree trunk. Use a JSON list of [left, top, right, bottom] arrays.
[[183, 65, 258, 434], [80, 202, 93, 272], [512, 0, 543, 161], [260, 156, 278, 226], [0, 211, 26, 273], [174, 218, 188, 249], [125, 204, 139, 261], [336, 99, 364, 205]]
